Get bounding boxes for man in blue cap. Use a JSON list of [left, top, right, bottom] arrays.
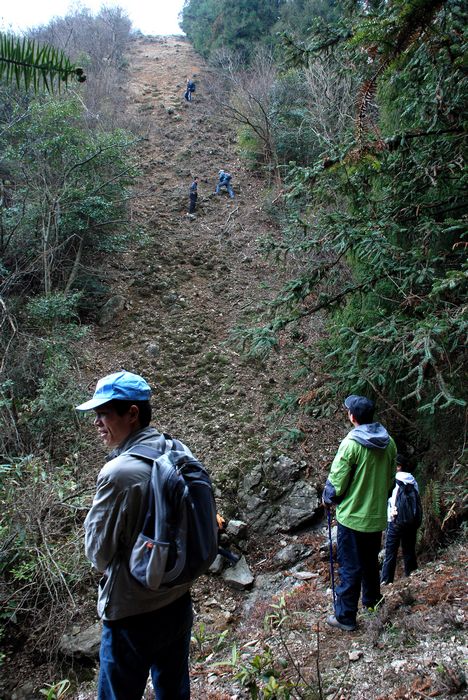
[[322, 395, 396, 631], [77, 371, 193, 700]]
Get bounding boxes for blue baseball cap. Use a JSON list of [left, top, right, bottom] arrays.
[[343, 394, 375, 421], [76, 371, 152, 411]]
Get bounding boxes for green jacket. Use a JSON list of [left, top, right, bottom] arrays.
[[327, 424, 396, 532]]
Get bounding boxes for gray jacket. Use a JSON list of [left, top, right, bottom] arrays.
[[84, 426, 191, 620]]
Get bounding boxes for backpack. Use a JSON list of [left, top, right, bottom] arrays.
[[223, 172, 232, 183], [394, 479, 423, 529], [127, 435, 218, 591], [188, 80, 195, 92]]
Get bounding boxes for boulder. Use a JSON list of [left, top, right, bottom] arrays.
[[226, 519, 248, 538], [279, 480, 320, 531], [208, 554, 225, 575], [222, 555, 254, 590], [59, 622, 102, 659], [274, 543, 310, 567], [98, 295, 126, 325], [289, 571, 318, 581]]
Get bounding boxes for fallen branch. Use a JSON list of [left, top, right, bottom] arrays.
[[364, 377, 414, 426], [225, 205, 239, 228]]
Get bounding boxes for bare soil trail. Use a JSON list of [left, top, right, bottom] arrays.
[[79, 35, 318, 491]]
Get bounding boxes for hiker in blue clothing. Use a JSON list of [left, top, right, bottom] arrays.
[[184, 77, 195, 102], [215, 169, 235, 198], [381, 454, 421, 584], [188, 176, 198, 215]]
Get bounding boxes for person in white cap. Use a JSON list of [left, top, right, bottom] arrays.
[[76, 371, 193, 700]]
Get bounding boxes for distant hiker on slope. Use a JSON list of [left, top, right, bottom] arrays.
[[184, 77, 196, 102], [381, 453, 422, 584], [215, 169, 234, 198], [187, 176, 198, 216], [322, 395, 396, 632]]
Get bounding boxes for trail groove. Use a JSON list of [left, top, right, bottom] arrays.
[[80, 35, 298, 483]]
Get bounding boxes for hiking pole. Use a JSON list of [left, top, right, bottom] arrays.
[[327, 506, 337, 612], [218, 547, 240, 565], [216, 513, 241, 565]]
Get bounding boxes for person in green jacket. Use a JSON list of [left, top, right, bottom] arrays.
[[323, 395, 396, 631]]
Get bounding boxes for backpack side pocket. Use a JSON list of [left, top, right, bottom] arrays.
[[129, 534, 170, 591]]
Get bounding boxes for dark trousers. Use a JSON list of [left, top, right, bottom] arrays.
[[381, 522, 418, 583], [335, 523, 382, 626], [98, 593, 193, 700], [189, 193, 197, 213]]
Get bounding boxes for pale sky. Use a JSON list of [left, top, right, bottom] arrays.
[[0, 1, 185, 36]]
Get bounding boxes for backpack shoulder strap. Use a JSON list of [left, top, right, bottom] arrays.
[[127, 434, 173, 463]]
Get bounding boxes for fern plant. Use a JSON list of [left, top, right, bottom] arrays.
[[0, 33, 85, 91]]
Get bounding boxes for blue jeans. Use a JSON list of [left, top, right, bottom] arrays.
[[381, 522, 418, 583], [98, 592, 193, 700], [215, 183, 234, 198], [189, 193, 197, 213], [335, 523, 382, 626]]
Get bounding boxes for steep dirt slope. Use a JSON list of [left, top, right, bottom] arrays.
[[77, 35, 329, 497]]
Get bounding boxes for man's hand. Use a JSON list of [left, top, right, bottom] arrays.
[[322, 479, 338, 506]]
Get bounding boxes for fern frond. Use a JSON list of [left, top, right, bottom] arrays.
[[0, 32, 86, 92]]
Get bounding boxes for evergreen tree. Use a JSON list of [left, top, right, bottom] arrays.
[[275, 0, 342, 39], [237, 0, 467, 452], [181, 0, 285, 59]]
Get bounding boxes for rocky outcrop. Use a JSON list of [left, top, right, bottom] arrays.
[[239, 451, 321, 534]]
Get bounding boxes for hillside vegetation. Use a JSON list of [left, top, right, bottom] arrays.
[[184, 0, 467, 464]]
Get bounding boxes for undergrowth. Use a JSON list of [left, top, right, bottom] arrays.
[[0, 454, 93, 669]]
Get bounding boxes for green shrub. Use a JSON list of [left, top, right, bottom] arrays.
[[0, 455, 91, 654], [26, 292, 82, 328]]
